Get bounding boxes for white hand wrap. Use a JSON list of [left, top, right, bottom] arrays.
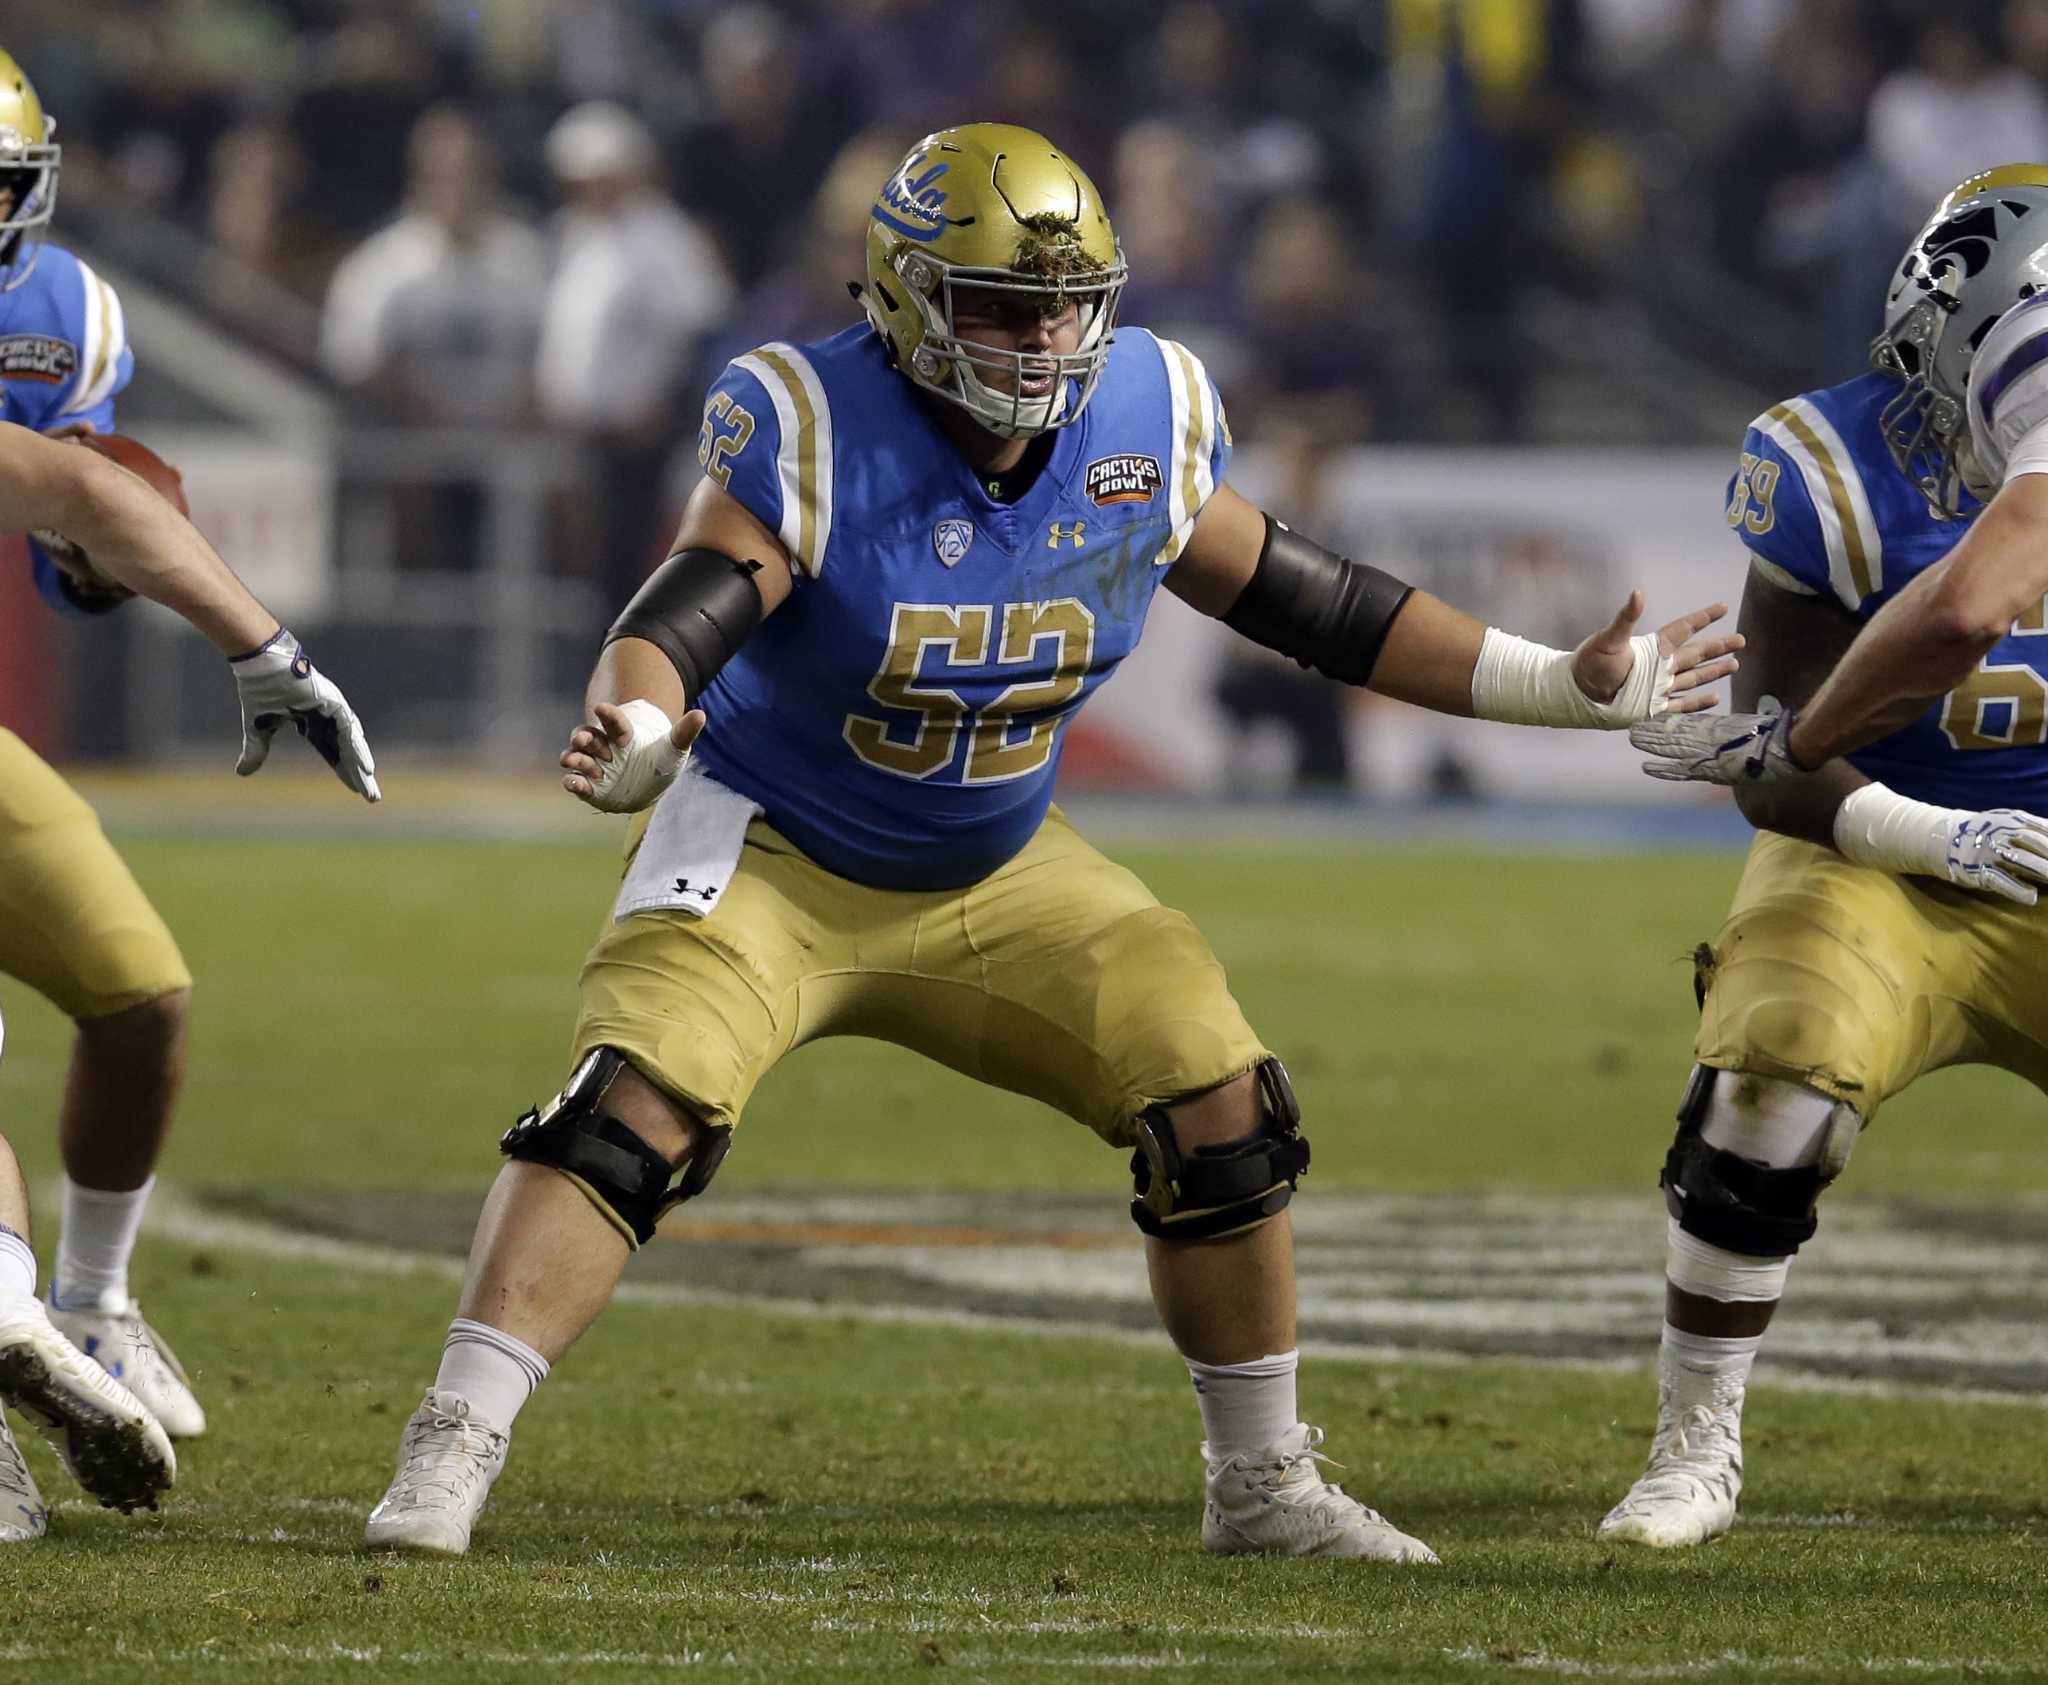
[[1469, 627, 1673, 728], [1833, 783, 2048, 904], [579, 699, 687, 814], [1831, 784, 1961, 878]]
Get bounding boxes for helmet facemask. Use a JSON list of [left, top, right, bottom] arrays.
[[1870, 265, 1975, 518], [0, 114, 57, 294], [887, 216, 1126, 440]]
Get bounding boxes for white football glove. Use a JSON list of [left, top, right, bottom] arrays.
[[1834, 784, 2048, 905], [568, 698, 689, 813], [1630, 709, 1810, 785], [228, 628, 380, 802]]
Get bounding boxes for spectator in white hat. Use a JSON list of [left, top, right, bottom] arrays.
[[536, 101, 734, 604]]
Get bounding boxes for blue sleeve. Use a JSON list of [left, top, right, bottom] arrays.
[[28, 536, 125, 617], [1725, 426, 1829, 592], [1208, 376, 1232, 490], [698, 360, 784, 550]]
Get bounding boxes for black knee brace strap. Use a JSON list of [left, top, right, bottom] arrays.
[[1660, 1066, 1843, 1258], [1129, 1057, 1309, 1241], [500, 1047, 731, 1249]]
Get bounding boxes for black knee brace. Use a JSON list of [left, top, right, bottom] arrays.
[[1660, 1066, 1855, 1258], [1128, 1057, 1309, 1241], [500, 1047, 731, 1249]]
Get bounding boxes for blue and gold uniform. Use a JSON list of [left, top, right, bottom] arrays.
[[572, 319, 1269, 1142], [690, 321, 1224, 891], [1698, 371, 2048, 1112], [1, 243, 134, 610], [0, 225, 190, 1020]]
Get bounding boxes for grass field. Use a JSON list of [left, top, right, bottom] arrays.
[[2, 812, 2045, 1682]]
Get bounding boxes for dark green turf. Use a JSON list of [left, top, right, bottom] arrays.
[[0, 833, 2043, 1680], [0, 835, 2039, 1197]]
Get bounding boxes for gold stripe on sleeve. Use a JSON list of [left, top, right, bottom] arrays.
[[1768, 402, 1874, 600], [753, 346, 820, 576]]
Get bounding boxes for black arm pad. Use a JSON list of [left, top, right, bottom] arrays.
[[1220, 515, 1414, 687], [604, 547, 765, 702]]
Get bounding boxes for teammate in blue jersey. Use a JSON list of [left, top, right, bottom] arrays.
[[1603, 166, 2048, 1548], [365, 123, 1740, 1561], [0, 403, 379, 1539], [0, 48, 379, 1468]]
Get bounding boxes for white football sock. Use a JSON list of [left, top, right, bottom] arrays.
[[51, 1174, 153, 1310], [1660, 1323, 1761, 1414], [436, 1317, 550, 1432], [1187, 1348, 1300, 1457], [0, 1224, 36, 1303]]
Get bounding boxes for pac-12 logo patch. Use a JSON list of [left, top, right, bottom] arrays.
[[1085, 454, 1163, 507], [932, 519, 975, 568], [0, 334, 76, 385]]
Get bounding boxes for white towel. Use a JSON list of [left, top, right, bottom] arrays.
[[611, 763, 764, 923]]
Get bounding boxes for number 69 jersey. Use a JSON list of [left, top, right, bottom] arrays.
[[687, 322, 1229, 890], [1724, 369, 2048, 810]]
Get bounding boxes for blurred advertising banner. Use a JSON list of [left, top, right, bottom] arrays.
[[146, 428, 335, 623], [1066, 447, 1746, 801]]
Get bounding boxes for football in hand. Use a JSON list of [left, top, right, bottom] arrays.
[[32, 431, 192, 607]]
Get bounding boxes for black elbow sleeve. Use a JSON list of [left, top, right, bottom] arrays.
[[604, 547, 765, 701], [1220, 516, 1414, 687]]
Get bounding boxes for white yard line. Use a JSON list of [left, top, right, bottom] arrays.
[[138, 1187, 2048, 1409]]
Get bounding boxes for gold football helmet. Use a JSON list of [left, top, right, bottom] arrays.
[[0, 49, 57, 293], [859, 123, 1125, 439]]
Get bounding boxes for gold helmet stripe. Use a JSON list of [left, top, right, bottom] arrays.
[[734, 343, 834, 578], [1760, 399, 1880, 605], [1937, 164, 2048, 218]]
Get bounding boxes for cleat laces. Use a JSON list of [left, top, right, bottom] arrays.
[[390, 1395, 505, 1511]]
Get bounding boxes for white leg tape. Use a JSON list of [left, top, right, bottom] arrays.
[[1697, 1073, 1840, 1167], [1666, 1217, 1791, 1303]]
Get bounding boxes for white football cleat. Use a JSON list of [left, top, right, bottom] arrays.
[[365, 1389, 508, 1557], [1598, 1400, 1744, 1548], [49, 1293, 207, 1440], [0, 1413, 48, 1541], [0, 1293, 174, 1514], [1202, 1423, 1440, 1563]]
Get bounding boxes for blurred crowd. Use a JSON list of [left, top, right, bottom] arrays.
[[19, 0, 2048, 788], [24, 0, 2048, 453]]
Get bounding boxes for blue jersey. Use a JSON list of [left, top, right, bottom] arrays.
[[690, 323, 1229, 889], [0, 244, 134, 613], [1725, 370, 2048, 809]]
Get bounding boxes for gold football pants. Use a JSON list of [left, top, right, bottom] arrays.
[[1694, 830, 2048, 1118], [575, 805, 1270, 1143], [0, 729, 191, 1020]]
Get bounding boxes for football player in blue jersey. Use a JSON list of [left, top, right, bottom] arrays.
[[0, 47, 378, 1461], [365, 123, 1740, 1561], [0, 415, 379, 1538], [1602, 166, 2048, 1548]]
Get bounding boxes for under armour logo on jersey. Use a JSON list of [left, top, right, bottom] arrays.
[[1047, 520, 1087, 549], [673, 878, 717, 903], [932, 519, 974, 568]]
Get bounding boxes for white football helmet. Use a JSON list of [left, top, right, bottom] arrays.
[[1870, 165, 2048, 516]]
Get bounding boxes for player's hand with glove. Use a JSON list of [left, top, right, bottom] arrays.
[[1831, 785, 2048, 905], [229, 628, 381, 802], [560, 699, 707, 813], [1629, 707, 1808, 784]]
